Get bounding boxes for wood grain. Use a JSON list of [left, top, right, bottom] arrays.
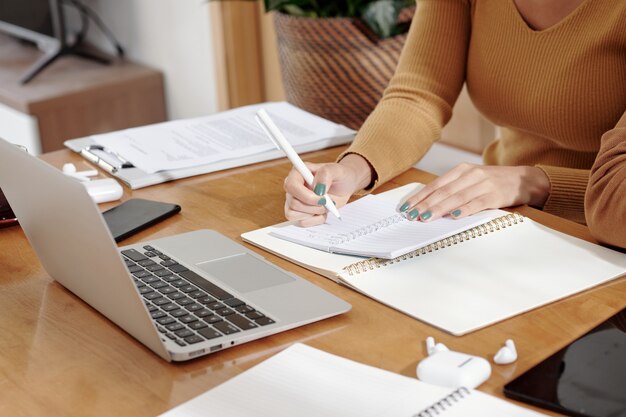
[[0, 147, 623, 417]]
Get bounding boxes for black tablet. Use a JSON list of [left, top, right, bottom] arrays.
[[504, 308, 626, 417]]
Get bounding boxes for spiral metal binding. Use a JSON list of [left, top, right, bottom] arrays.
[[412, 387, 471, 417], [328, 213, 405, 245], [342, 213, 523, 276]]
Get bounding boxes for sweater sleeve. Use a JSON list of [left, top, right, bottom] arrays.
[[338, 0, 472, 191], [584, 110, 626, 248], [535, 165, 589, 225]]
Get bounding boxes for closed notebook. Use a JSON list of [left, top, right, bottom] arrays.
[[242, 183, 626, 336], [159, 343, 548, 417]]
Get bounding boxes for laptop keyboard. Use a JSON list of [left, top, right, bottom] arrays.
[[121, 246, 275, 348]]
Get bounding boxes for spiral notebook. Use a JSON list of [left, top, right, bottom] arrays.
[[159, 343, 547, 417], [242, 183, 626, 335]]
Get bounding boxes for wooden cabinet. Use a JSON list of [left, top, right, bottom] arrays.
[[0, 33, 166, 154]]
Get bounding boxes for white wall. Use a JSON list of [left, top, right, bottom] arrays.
[[66, 0, 219, 120]]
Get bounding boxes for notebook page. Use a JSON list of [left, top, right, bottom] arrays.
[[339, 219, 626, 335], [270, 194, 500, 259], [160, 344, 548, 417]]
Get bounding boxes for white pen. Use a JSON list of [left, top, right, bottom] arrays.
[[255, 108, 342, 220]]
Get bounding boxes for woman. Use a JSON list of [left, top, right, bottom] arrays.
[[283, 0, 626, 246], [586, 112, 626, 248]]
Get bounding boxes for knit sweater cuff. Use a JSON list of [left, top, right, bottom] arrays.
[[536, 165, 589, 224]]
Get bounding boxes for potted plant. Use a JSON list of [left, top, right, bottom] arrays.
[[265, 0, 415, 130]]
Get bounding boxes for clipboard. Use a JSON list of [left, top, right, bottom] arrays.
[[64, 133, 355, 189]]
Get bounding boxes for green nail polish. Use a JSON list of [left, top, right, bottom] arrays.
[[408, 209, 419, 220], [421, 211, 432, 221], [399, 202, 410, 212], [314, 183, 326, 196], [318, 198, 327, 206], [451, 209, 462, 217]]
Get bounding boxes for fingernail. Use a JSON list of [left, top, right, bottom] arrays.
[[451, 209, 461, 217], [421, 211, 432, 221], [314, 183, 326, 196], [408, 209, 419, 220], [399, 202, 410, 212], [318, 198, 327, 206]]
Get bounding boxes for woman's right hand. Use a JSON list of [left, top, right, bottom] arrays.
[[284, 154, 374, 227]]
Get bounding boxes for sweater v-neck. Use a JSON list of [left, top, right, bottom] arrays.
[[508, 0, 591, 34]]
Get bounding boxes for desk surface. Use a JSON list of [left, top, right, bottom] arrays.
[[1, 147, 624, 417]]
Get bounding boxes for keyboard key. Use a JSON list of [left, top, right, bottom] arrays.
[[132, 270, 151, 278], [179, 270, 233, 300], [179, 315, 198, 324], [236, 305, 255, 314], [227, 314, 258, 331], [174, 329, 194, 338], [207, 302, 225, 311], [170, 279, 187, 288], [139, 286, 153, 295], [189, 321, 208, 330], [203, 316, 223, 324], [146, 304, 157, 312], [146, 264, 164, 272], [158, 286, 177, 295], [159, 255, 171, 261], [144, 251, 158, 257], [180, 285, 197, 293], [224, 298, 245, 308], [128, 265, 143, 273], [185, 303, 203, 312], [143, 245, 155, 251], [149, 281, 168, 289], [198, 327, 222, 340], [188, 290, 206, 299], [140, 276, 159, 284], [171, 309, 189, 318], [168, 264, 189, 273], [138, 259, 156, 267], [184, 335, 204, 344], [160, 259, 177, 267], [213, 321, 240, 335], [198, 296, 216, 305], [194, 308, 213, 318], [161, 303, 180, 312], [176, 297, 193, 306], [167, 292, 185, 301], [153, 298, 171, 307], [165, 333, 176, 340], [124, 259, 136, 267], [150, 310, 166, 320], [134, 279, 145, 288], [157, 316, 176, 325], [245, 311, 264, 320], [217, 308, 235, 316], [144, 292, 163, 300], [174, 339, 186, 346], [166, 323, 185, 332], [122, 249, 148, 262], [155, 269, 174, 277], [157, 326, 167, 333], [255, 317, 275, 326]]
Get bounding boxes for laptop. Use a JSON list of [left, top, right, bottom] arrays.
[[0, 138, 351, 362]]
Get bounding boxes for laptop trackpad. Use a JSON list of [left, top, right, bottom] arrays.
[[195, 253, 294, 293]]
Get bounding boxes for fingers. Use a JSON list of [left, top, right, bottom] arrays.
[[284, 167, 327, 207], [400, 164, 497, 222]]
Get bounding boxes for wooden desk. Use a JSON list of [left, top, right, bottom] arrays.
[[1, 147, 624, 416]]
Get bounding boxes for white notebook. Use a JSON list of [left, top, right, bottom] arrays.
[[159, 343, 547, 417], [242, 184, 626, 335], [270, 193, 498, 259]]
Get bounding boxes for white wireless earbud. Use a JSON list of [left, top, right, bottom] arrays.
[[62, 163, 98, 182], [426, 336, 449, 356], [493, 339, 517, 365]]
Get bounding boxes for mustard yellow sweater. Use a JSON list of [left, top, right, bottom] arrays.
[[342, 0, 626, 226]]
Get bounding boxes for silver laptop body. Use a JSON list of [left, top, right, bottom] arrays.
[[0, 138, 351, 361]]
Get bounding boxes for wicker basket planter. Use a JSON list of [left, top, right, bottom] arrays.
[[273, 9, 413, 130]]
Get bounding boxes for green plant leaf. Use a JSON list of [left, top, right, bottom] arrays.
[[361, 0, 402, 38]]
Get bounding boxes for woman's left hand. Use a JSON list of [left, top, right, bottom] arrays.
[[400, 163, 551, 222]]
